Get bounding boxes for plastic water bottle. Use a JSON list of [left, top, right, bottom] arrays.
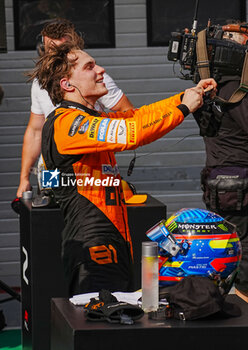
[[142, 242, 159, 312], [22, 191, 33, 200]]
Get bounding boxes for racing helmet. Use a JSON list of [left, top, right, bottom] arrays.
[[146, 208, 241, 290]]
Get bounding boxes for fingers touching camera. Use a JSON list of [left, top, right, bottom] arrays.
[[182, 78, 217, 113]]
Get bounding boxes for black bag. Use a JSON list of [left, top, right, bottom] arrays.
[[201, 167, 248, 211], [160, 276, 241, 321], [84, 289, 144, 324]]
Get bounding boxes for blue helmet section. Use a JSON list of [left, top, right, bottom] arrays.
[[146, 208, 242, 287], [174, 208, 224, 223]]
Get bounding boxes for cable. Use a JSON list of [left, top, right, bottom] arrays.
[[127, 150, 136, 176], [69, 84, 96, 110], [96, 101, 111, 118], [127, 133, 199, 176], [70, 83, 109, 118]]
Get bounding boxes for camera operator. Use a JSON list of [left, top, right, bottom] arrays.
[[200, 23, 248, 302]]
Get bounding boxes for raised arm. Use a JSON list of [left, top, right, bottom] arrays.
[[17, 112, 45, 197], [49, 90, 198, 157]]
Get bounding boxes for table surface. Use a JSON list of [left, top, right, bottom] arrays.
[[21, 193, 166, 212], [52, 294, 248, 331]]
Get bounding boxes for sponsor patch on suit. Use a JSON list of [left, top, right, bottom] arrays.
[[97, 118, 110, 141], [68, 115, 85, 136]]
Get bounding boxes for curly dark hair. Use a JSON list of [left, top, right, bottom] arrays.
[[41, 18, 84, 49], [30, 41, 80, 105]]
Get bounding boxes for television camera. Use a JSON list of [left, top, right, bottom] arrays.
[[166, 0, 248, 137], [167, 7, 248, 83]]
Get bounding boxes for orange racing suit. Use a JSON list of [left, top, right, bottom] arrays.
[[41, 95, 188, 295]]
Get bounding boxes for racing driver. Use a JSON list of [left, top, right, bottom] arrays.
[[32, 41, 216, 296]]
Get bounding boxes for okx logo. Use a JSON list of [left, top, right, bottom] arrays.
[[42, 168, 60, 188]]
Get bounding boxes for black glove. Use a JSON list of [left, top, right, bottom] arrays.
[[84, 289, 144, 324]]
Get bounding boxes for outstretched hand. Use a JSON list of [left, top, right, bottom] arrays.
[[182, 86, 203, 113]]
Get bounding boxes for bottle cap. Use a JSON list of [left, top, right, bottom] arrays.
[[142, 242, 158, 257], [22, 191, 33, 200]]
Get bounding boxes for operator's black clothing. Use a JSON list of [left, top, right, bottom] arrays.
[[202, 79, 248, 294], [205, 79, 248, 167]]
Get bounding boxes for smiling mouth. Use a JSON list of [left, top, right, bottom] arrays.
[[96, 80, 106, 88]]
